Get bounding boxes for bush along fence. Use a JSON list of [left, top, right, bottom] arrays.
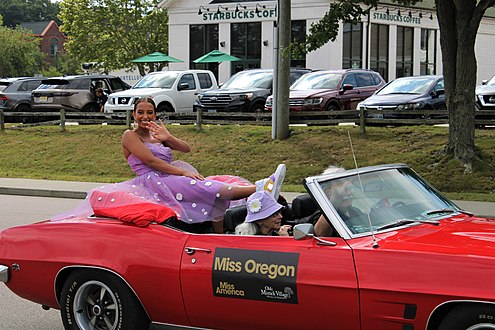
[[1, 108, 494, 133]]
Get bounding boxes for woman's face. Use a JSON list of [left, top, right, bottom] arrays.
[[258, 210, 283, 232], [133, 101, 156, 129]]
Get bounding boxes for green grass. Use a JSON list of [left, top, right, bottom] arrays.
[[1, 124, 494, 202]]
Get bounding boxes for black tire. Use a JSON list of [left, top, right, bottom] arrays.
[[15, 104, 31, 112], [249, 102, 264, 113], [82, 104, 98, 112], [61, 269, 149, 330], [439, 305, 495, 330], [157, 103, 173, 121]]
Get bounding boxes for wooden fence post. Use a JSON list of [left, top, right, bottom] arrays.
[[0, 110, 4, 131], [126, 109, 132, 129], [60, 109, 66, 132], [196, 108, 203, 131], [359, 108, 366, 135]]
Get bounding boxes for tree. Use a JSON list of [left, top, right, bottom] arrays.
[[300, 0, 495, 167], [58, 0, 168, 76], [0, 21, 44, 77], [0, 0, 60, 28]]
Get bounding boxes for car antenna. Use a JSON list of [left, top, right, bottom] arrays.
[[348, 131, 379, 249]]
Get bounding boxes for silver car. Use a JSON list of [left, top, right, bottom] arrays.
[[31, 75, 131, 112], [476, 76, 495, 110], [0, 77, 44, 112]]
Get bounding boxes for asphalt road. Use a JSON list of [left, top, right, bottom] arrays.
[[0, 195, 80, 330]]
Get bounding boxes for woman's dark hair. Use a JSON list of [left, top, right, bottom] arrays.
[[133, 97, 156, 112]]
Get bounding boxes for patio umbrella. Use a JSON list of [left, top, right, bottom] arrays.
[[131, 52, 183, 63], [193, 50, 240, 63]]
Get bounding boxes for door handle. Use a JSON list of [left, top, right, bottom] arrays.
[[185, 247, 212, 255]]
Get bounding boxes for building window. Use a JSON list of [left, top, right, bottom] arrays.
[[420, 29, 437, 75], [291, 20, 306, 68], [396, 26, 414, 77], [190, 24, 219, 78], [231, 22, 261, 74], [370, 23, 389, 81], [50, 38, 59, 58], [342, 22, 363, 69]]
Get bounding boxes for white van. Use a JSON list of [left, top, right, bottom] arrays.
[[104, 70, 217, 117]]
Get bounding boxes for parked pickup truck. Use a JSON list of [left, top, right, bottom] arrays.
[[104, 70, 217, 117]]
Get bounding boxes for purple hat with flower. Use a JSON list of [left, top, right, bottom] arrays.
[[245, 190, 283, 223]]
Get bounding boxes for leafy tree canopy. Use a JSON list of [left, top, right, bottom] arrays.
[[0, 26, 44, 77], [59, 0, 168, 75], [0, 0, 60, 28]]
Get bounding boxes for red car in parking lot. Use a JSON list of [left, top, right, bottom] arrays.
[[265, 69, 385, 113], [1, 164, 494, 330]]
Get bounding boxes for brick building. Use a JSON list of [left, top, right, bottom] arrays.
[[20, 20, 66, 67]]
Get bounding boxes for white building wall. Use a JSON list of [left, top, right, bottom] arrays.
[[162, 0, 495, 84]]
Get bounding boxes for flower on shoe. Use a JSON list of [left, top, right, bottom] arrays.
[[247, 198, 262, 213]]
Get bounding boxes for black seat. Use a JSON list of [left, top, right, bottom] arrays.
[[291, 194, 320, 225], [223, 205, 247, 233]]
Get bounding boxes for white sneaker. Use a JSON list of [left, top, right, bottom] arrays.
[[255, 164, 286, 200]]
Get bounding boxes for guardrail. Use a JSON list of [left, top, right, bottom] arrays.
[[0, 108, 493, 133]]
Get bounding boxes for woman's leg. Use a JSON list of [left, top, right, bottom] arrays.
[[212, 219, 224, 234], [218, 185, 256, 200]]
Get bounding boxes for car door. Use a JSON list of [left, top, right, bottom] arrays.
[[175, 73, 199, 112], [430, 79, 446, 109], [339, 73, 363, 110], [180, 234, 360, 330], [355, 73, 381, 102]]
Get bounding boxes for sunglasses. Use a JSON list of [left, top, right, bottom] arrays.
[[269, 209, 283, 218]]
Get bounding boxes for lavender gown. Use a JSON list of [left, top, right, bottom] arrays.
[[52, 143, 251, 224]]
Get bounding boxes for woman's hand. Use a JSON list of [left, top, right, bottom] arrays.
[[147, 119, 172, 142], [278, 225, 292, 236], [182, 171, 205, 181]]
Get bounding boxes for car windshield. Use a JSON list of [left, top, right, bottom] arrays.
[[377, 77, 436, 95], [317, 167, 458, 235], [221, 71, 273, 89], [133, 72, 179, 89], [291, 73, 341, 90]]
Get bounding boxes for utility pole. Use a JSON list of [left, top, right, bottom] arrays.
[[274, 0, 291, 139]]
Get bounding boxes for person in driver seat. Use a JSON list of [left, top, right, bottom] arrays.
[[315, 167, 363, 237]]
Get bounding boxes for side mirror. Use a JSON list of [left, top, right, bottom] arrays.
[[178, 83, 190, 91], [482, 80, 488, 85], [293, 223, 314, 240], [431, 89, 445, 98], [340, 84, 353, 94], [293, 223, 337, 246]]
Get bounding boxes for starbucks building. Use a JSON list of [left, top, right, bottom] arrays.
[[158, 0, 495, 84]]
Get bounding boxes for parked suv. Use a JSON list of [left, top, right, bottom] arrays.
[[31, 75, 131, 112], [476, 76, 495, 110], [0, 77, 44, 112], [105, 70, 217, 117], [265, 69, 385, 112], [193, 68, 312, 113]]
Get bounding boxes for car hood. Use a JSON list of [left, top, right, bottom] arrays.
[[476, 84, 495, 95], [289, 89, 338, 98], [362, 93, 426, 106], [373, 215, 495, 257], [109, 88, 171, 97], [202, 87, 268, 95]]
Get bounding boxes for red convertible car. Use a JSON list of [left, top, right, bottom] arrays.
[[1, 164, 494, 330]]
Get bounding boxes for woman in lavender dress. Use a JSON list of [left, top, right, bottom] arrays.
[[119, 97, 285, 233]]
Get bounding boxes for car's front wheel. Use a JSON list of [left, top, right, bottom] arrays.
[[61, 269, 149, 330], [439, 305, 495, 330]]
